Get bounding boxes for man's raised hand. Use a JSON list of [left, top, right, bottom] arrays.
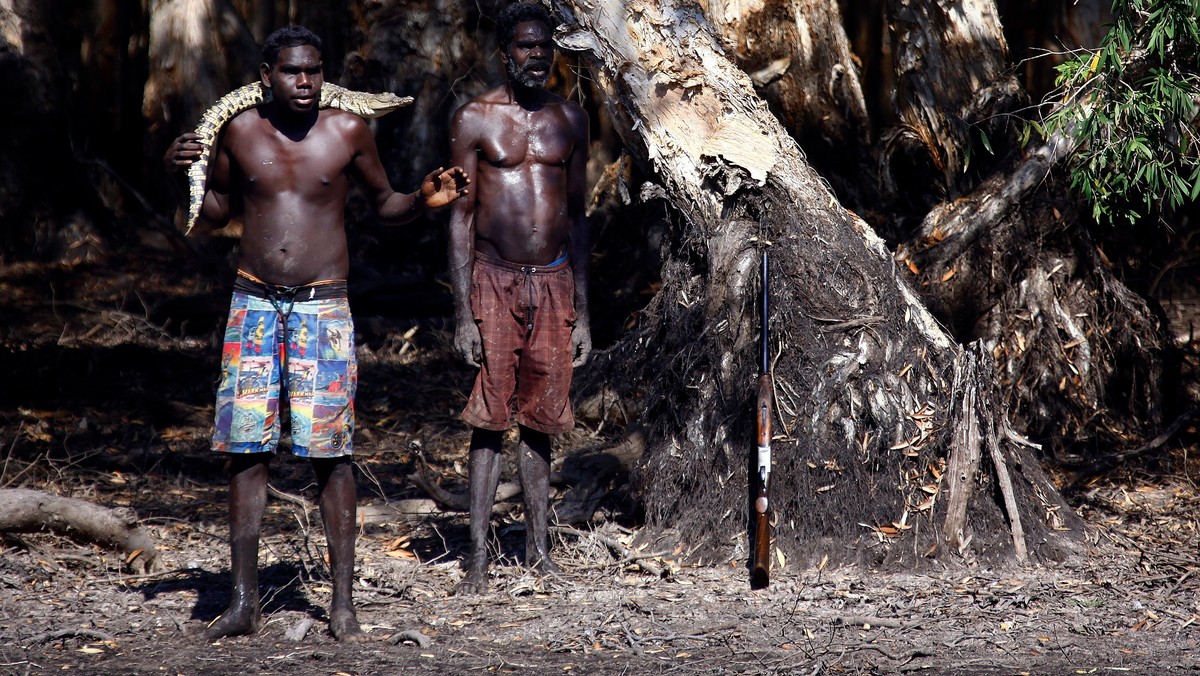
[[421, 166, 470, 209]]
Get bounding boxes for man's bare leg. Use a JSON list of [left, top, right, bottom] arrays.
[[455, 428, 503, 594], [313, 456, 365, 642], [516, 426, 560, 575], [205, 453, 270, 640]]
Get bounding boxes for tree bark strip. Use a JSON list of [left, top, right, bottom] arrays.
[[885, 0, 1018, 196], [699, 0, 874, 207]]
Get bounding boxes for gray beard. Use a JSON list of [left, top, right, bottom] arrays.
[[507, 59, 550, 90]]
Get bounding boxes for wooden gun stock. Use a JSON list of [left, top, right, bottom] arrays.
[[751, 373, 772, 589], [750, 249, 771, 590]]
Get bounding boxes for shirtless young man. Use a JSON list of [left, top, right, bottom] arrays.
[[448, 2, 591, 595], [163, 25, 468, 640]]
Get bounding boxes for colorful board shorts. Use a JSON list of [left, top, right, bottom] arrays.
[[212, 272, 357, 458], [462, 252, 577, 435]]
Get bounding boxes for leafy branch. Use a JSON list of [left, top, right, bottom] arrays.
[[1034, 0, 1200, 226]]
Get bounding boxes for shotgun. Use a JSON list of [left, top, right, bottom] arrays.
[[751, 249, 772, 589]]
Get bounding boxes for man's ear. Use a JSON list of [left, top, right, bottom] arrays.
[[259, 62, 272, 88]]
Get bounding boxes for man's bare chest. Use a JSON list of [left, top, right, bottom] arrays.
[[228, 122, 351, 193], [479, 112, 574, 169], [237, 146, 349, 193]]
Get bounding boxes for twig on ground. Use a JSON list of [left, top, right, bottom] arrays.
[[391, 629, 432, 648], [23, 628, 117, 646], [830, 615, 921, 630], [551, 524, 666, 578], [0, 422, 23, 486], [85, 566, 206, 587], [409, 450, 521, 512], [268, 484, 315, 512], [285, 618, 316, 642], [1072, 408, 1197, 480]]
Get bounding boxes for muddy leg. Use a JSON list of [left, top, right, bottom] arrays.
[[205, 453, 270, 641], [455, 428, 503, 595], [313, 456, 364, 643], [516, 426, 560, 575]]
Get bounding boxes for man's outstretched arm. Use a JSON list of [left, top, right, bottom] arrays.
[[346, 116, 469, 225]]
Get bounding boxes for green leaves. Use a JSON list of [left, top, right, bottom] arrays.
[[1037, 0, 1200, 227]]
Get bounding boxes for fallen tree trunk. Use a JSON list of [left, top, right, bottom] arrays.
[[0, 488, 161, 573]]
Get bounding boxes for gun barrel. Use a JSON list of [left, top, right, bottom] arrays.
[[760, 251, 769, 375]]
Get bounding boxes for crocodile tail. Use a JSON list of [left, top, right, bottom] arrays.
[[184, 83, 268, 235]]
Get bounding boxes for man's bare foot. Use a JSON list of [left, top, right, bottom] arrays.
[[528, 553, 562, 577], [329, 606, 366, 643], [203, 603, 262, 641], [454, 566, 489, 595]]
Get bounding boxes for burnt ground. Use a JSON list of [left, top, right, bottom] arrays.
[[2, 244, 1200, 675]]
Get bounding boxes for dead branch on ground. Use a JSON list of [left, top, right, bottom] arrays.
[[0, 488, 160, 572]]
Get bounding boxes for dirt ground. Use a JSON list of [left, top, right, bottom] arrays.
[[2, 246, 1200, 675]]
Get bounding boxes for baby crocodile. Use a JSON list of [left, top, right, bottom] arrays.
[[184, 82, 413, 234]]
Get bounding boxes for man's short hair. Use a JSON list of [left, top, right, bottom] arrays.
[[262, 25, 322, 66], [496, 2, 553, 50]]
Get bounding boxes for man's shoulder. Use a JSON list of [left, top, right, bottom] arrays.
[[548, 96, 588, 133], [554, 96, 587, 119], [463, 86, 511, 109], [318, 106, 369, 129], [452, 88, 508, 126], [225, 107, 264, 129]]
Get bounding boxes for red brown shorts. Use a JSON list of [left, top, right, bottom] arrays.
[[462, 252, 577, 435]]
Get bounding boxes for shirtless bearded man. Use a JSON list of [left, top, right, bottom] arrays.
[[448, 2, 591, 594], [164, 25, 468, 640]]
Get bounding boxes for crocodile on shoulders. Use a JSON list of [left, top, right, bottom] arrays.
[[183, 82, 413, 235]]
